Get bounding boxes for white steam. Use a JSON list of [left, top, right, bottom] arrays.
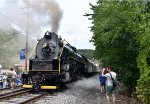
[[23, 0, 63, 33], [0, 0, 62, 35], [74, 74, 99, 89]]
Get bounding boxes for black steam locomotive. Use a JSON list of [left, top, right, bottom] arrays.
[[22, 31, 98, 90]]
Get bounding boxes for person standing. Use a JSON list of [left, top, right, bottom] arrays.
[[0, 66, 3, 88], [102, 67, 117, 104], [16, 72, 22, 86], [0, 68, 3, 88], [99, 70, 106, 93], [7, 68, 17, 89]]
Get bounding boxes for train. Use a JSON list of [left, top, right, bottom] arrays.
[[22, 31, 98, 91]]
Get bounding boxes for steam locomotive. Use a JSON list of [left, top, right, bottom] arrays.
[[22, 31, 98, 90]]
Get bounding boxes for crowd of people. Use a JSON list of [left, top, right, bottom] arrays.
[[0, 68, 22, 89], [99, 67, 117, 104]]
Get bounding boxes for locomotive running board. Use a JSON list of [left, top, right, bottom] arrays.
[[23, 84, 57, 89]]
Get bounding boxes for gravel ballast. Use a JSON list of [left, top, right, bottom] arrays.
[[34, 74, 141, 104]]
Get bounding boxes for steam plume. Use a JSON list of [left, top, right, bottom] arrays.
[[23, 0, 63, 33], [74, 75, 99, 89], [0, 0, 62, 35]]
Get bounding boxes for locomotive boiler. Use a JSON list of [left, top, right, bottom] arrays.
[[22, 31, 97, 90]]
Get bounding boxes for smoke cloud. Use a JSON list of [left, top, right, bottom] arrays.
[[23, 0, 63, 33], [0, 0, 62, 35], [74, 74, 99, 89]]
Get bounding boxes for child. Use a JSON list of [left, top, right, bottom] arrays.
[[99, 70, 106, 93]]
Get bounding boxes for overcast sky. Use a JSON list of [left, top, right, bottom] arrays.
[[55, 0, 97, 49], [0, 0, 97, 49]]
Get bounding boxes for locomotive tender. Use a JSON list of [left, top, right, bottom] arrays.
[[22, 31, 97, 90]]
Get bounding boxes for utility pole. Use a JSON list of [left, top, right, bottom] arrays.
[[24, 7, 29, 72]]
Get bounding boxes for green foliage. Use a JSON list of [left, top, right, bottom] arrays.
[[137, 49, 150, 104], [88, 0, 150, 103], [78, 49, 94, 60], [89, 0, 140, 89], [135, 1, 150, 103], [0, 31, 20, 68], [0, 30, 35, 69]]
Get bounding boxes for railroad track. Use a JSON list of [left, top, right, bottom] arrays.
[[0, 89, 30, 100], [0, 88, 9, 91], [0, 88, 27, 97], [0, 89, 56, 104], [20, 93, 50, 104]]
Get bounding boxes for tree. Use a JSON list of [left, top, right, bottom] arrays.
[[87, 0, 150, 103], [0, 31, 20, 68], [0, 30, 36, 69], [78, 49, 94, 60], [136, 1, 150, 103]]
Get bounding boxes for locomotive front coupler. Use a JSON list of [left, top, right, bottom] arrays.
[[31, 75, 43, 93], [32, 80, 41, 93]]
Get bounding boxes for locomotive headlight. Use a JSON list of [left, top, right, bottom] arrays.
[[42, 43, 48, 48], [42, 43, 51, 56]]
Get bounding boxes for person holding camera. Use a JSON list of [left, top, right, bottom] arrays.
[[102, 67, 116, 104]]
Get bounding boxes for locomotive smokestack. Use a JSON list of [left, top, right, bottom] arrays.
[[44, 31, 52, 38]]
